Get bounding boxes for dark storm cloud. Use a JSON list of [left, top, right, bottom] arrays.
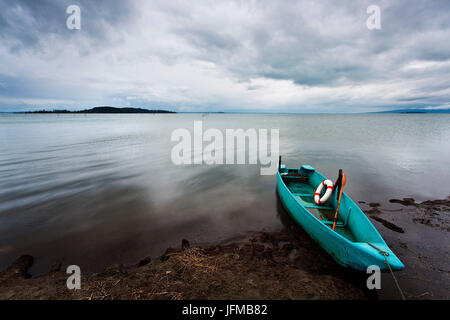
[[0, 0, 133, 52], [0, 0, 449, 112]]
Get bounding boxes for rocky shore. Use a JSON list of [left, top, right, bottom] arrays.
[[362, 197, 450, 233]]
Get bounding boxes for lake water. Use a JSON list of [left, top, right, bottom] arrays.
[[0, 113, 449, 298]]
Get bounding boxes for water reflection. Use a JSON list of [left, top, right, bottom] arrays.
[[0, 113, 449, 275]]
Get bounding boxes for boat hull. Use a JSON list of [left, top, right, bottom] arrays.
[[277, 166, 404, 271]]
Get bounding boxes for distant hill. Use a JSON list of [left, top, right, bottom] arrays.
[[376, 108, 450, 114], [25, 107, 176, 114]]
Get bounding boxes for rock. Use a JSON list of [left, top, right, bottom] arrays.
[[389, 198, 416, 206], [403, 198, 416, 204], [365, 207, 381, 215], [160, 248, 179, 261], [420, 199, 450, 206], [370, 216, 405, 233], [4, 255, 34, 279], [181, 239, 190, 250], [369, 202, 380, 208], [138, 256, 151, 267]]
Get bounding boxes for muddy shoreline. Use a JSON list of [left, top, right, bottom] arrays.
[[0, 196, 448, 300], [0, 226, 375, 300], [361, 196, 450, 299]]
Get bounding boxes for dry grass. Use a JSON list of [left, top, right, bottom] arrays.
[[169, 247, 237, 274]]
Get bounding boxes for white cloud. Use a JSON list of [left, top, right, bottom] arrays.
[[403, 60, 450, 71], [424, 103, 450, 110]]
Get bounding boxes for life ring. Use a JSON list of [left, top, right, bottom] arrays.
[[314, 180, 334, 205]]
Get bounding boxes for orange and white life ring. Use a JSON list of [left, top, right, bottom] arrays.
[[314, 180, 334, 205]]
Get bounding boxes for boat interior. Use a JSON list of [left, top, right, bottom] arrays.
[[281, 169, 357, 242]]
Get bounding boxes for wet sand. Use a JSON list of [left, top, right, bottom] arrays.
[[0, 196, 448, 300]]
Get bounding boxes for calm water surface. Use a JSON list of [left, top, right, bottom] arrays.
[[1, 114, 449, 298]]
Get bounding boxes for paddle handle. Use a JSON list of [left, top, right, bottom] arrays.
[[335, 169, 343, 199], [332, 172, 346, 231]]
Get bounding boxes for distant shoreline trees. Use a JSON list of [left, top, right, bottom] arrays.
[[24, 106, 176, 114]]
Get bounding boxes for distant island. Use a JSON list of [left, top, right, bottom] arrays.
[[24, 107, 176, 114], [376, 108, 450, 114]]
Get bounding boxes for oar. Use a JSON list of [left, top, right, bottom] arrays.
[[332, 172, 346, 231], [334, 169, 343, 199]]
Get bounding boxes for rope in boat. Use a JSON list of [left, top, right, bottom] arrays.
[[367, 242, 406, 300]]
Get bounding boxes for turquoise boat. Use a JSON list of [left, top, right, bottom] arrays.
[[277, 163, 404, 271]]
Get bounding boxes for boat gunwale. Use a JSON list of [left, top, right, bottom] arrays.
[[277, 169, 384, 246], [277, 166, 404, 271]]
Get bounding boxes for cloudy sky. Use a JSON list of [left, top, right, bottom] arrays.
[[0, 0, 449, 112]]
